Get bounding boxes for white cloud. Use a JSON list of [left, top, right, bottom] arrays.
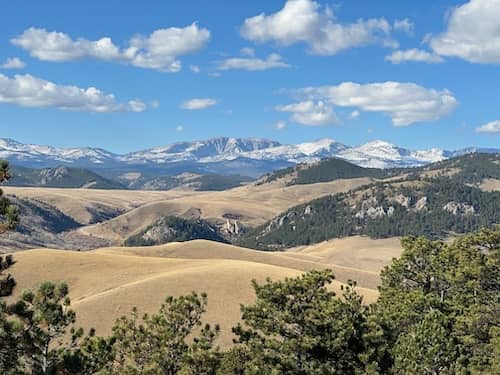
[[189, 65, 200, 73], [293, 81, 457, 126], [217, 52, 290, 71], [128, 100, 147, 112], [276, 100, 338, 126], [430, 0, 500, 63], [349, 110, 360, 119], [241, 0, 393, 55], [176, 125, 184, 132], [275, 120, 287, 130], [180, 98, 217, 110], [393, 18, 414, 34], [0, 73, 145, 112], [12, 24, 210, 72], [1, 57, 26, 69], [385, 49, 444, 64], [240, 47, 255, 57], [476, 120, 500, 133]]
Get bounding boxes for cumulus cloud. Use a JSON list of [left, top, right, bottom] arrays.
[[12, 24, 210, 72], [180, 98, 217, 110], [276, 100, 338, 126], [176, 125, 184, 132], [241, 0, 393, 55], [217, 52, 290, 71], [289, 81, 457, 126], [476, 120, 500, 133], [385, 49, 444, 64], [274, 120, 287, 130], [393, 18, 414, 34], [1, 57, 26, 69], [0, 73, 146, 112], [430, 0, 500, 63]]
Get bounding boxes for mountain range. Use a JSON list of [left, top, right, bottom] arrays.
[[1, 137, 498, 177]]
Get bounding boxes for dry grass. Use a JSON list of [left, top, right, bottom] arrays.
[[290, 236, 402, 274], [4, 187, 198, 224], [78, 177, 373, 241], [8, 237, 400, 348], [478, 178, 500, 192]]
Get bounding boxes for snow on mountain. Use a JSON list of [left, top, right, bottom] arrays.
[[121, 137, 281, 164], [0, 137, 498, 174], [336, 140, 449, 168]]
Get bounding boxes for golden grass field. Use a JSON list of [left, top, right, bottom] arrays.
[[76, 177, 373, 242], [478, 178, 500, 192], [8, 237, 402, 348], [5, 177, 373, 243], [3, 186, 198, 224]]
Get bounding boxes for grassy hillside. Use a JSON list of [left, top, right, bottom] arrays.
[[8, 166, 125, 189], [239, 177, 500, 250], [111, 171, 254, 191], [7, 237, 399, 347], [416, 153, 500, 183], [260, 157, 388, 185], [260, 153, 500, 188]]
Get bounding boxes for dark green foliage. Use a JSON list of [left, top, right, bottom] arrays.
[[366, 229, 500, 374], [0, 160, 18, 234], [216, 347, 250, 375], [260, 157, 389, 186], [110, 292, 220, 374], [240, 177, 500, 250], [258, 165, 296, 184], [233, 270, 367, 374], [419, 153, 500, 184], [290, 158, 388, 185], [9, 282, 76, 373], [124, 216, 227, 246]]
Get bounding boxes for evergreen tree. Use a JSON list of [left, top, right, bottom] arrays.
[[0, 160, 18, 235], [368, 229, 500, 374], [110, 292, 220, 374], [233, 270, 367, 374], [10, 282, 76, 374], [0, 160, 21, 373]]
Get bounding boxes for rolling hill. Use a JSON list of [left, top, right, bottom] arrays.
[[6, 237, 401, 348], [8, 165, 125, 189]]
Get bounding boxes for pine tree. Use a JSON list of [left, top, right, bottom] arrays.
[[0, 160, 18, 235], [10, 282, 76, 374], [110, 292, 220, 374], [233, 270, 367, 374], [0, 160, 20, 373]]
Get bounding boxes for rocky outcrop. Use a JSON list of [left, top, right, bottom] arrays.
[[392, 194, 411, 208], [415, 196, 428, 211], [443, 201, 475, 215], [355, 197, 394, 219], [220, 220, 242, 236]]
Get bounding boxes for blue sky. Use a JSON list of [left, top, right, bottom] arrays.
[[1, 0, 499, 153]]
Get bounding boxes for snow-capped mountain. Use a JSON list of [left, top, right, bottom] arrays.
[[0, 137, 498, 176], [336, 140, 450, 169]]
